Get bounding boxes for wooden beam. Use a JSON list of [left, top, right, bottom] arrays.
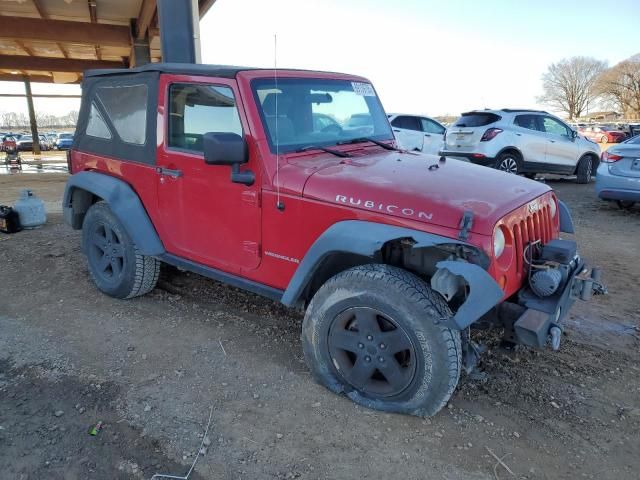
[[15, 40, 35, 56], [0, 93, 82, 98], [0, 55, 125, 73], [0, 17, 131, 48], [32, 0, 47, 18], [137, 0, 157, 40], [57, 43, 69, 59], [199, 0, 217, 16], [0, 74, 80, 84]]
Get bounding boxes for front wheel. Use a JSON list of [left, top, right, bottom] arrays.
[[82, 202, 160, 299], [302, 264, 461, 417], [576, 155, 593, 184]]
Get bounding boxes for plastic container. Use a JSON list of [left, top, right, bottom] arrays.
[[13, 189, 46, 229]]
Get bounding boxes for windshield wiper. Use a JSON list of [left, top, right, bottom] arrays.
[[337, 137, 400, 151], [295, 145, 351, 158]]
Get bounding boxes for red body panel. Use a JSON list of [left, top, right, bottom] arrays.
[[71, 69, 560, 302]]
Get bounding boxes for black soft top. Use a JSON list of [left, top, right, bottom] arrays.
[[84, 62, 353, 79], [84, 63, 250, 78]]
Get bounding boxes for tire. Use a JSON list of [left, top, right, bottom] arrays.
[[81, 201, 160, 299], [617, 200, 635, 210], [576, 155, 593, 184], [600, 135, 608, 144], [302, 264, 461, 417], [495, 151, 521, 174]]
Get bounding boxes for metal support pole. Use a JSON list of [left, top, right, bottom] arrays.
[[157, 0, 196, 64], [23, 76, 41, 155]]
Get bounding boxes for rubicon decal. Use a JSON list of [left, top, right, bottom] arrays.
[[335, 195, 433, 220]]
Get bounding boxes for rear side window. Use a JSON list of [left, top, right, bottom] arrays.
[[391, 115, 422, 131], [96, 84, 147, 145], [168, 84, 242, 153], [86, 103, 112, 140], [514, 114, 541, 131], [454, 113, 501, 127]]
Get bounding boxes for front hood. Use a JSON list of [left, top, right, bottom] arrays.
[[302, 151, 550, 235]]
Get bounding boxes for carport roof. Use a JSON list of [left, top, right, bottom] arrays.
[[0, 0, 217, 84]]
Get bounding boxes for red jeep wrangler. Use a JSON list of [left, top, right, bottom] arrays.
[[63, 63, 604, 416]]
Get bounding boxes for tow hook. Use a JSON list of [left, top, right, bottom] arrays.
[[549, 326, 562, 351], [579, 267, 607, 300]]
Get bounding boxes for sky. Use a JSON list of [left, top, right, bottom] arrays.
[[1, 0, 638, 120]]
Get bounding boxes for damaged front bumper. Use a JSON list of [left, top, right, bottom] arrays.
[[507, 256, 607, 350]]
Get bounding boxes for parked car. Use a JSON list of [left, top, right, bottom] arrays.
[[55, 133, 74, 150], [39, 134, 52, 151], [16, 135, 35, 151], [595, 135, 640, 209], [387, 113, 446, 155], [581, 125, 626, 144], [63, 63, 603, 417], [2, 135, 17, 154], [440, 109, 601, 183]]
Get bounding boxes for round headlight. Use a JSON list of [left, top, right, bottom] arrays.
[[493, 227, 505, 258], [549, 197, 557, 218]]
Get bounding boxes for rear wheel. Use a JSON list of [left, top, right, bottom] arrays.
[[82, 202, 160, 299], [617, 200, 635, 210], [302, 264, 461, 417], [495, 151, 521, 174], [576, 155, 593, 184]]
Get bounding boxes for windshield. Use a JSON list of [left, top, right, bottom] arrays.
[[251, 78, 393, 153]]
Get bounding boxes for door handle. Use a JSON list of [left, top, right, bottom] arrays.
[[393, 129, 401, 132], [549, 140, 556, 143], [424, 134, 431, 137], [156, 167, 183, 178]]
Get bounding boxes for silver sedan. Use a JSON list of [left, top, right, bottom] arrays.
[[596, 135, 640, 209]]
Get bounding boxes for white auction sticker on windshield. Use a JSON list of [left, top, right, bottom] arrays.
[[351, 82, 376, 96]]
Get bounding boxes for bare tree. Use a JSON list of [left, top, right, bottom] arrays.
[[538, 56, 607, 120], [595, 54, 640, 119]]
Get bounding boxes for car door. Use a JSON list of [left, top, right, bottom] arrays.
[[156, 76, 262, 273], [390, 115, 424, 151], [512, 114, 548, 166], [420, 117, 446, 155], [541, 116, 578, 171]]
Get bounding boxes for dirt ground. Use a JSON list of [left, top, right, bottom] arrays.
[[1, 166, 639, 480]]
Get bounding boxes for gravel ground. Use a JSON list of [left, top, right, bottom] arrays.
[[0, 171, 639, 480]]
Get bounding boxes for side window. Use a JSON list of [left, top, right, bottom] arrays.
[[86, 103, 112, 140], [542, 116, 570, 137], [421, 118, 445, 134], [95, 84, 147, 144], [168, 83, 242, 153], [514, 114, 540, 131], [391, 116, 422, 131]]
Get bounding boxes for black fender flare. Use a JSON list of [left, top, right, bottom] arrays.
[[281, 220, 501, 330], [433, 260, 504, 329], [63, 171, 165, 256], [558, 200, 574, 234]]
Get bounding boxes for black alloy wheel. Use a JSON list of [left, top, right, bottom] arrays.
[[327, 306, 416, 398]]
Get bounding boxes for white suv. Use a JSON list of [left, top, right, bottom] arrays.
[[440, 109, 601, 183], [388, 114, 446, 156]]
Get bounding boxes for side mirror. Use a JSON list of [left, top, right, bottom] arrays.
[[571, 130, 578, 140], [203, 132, 254, 186], [203, 132, 248, 165]]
